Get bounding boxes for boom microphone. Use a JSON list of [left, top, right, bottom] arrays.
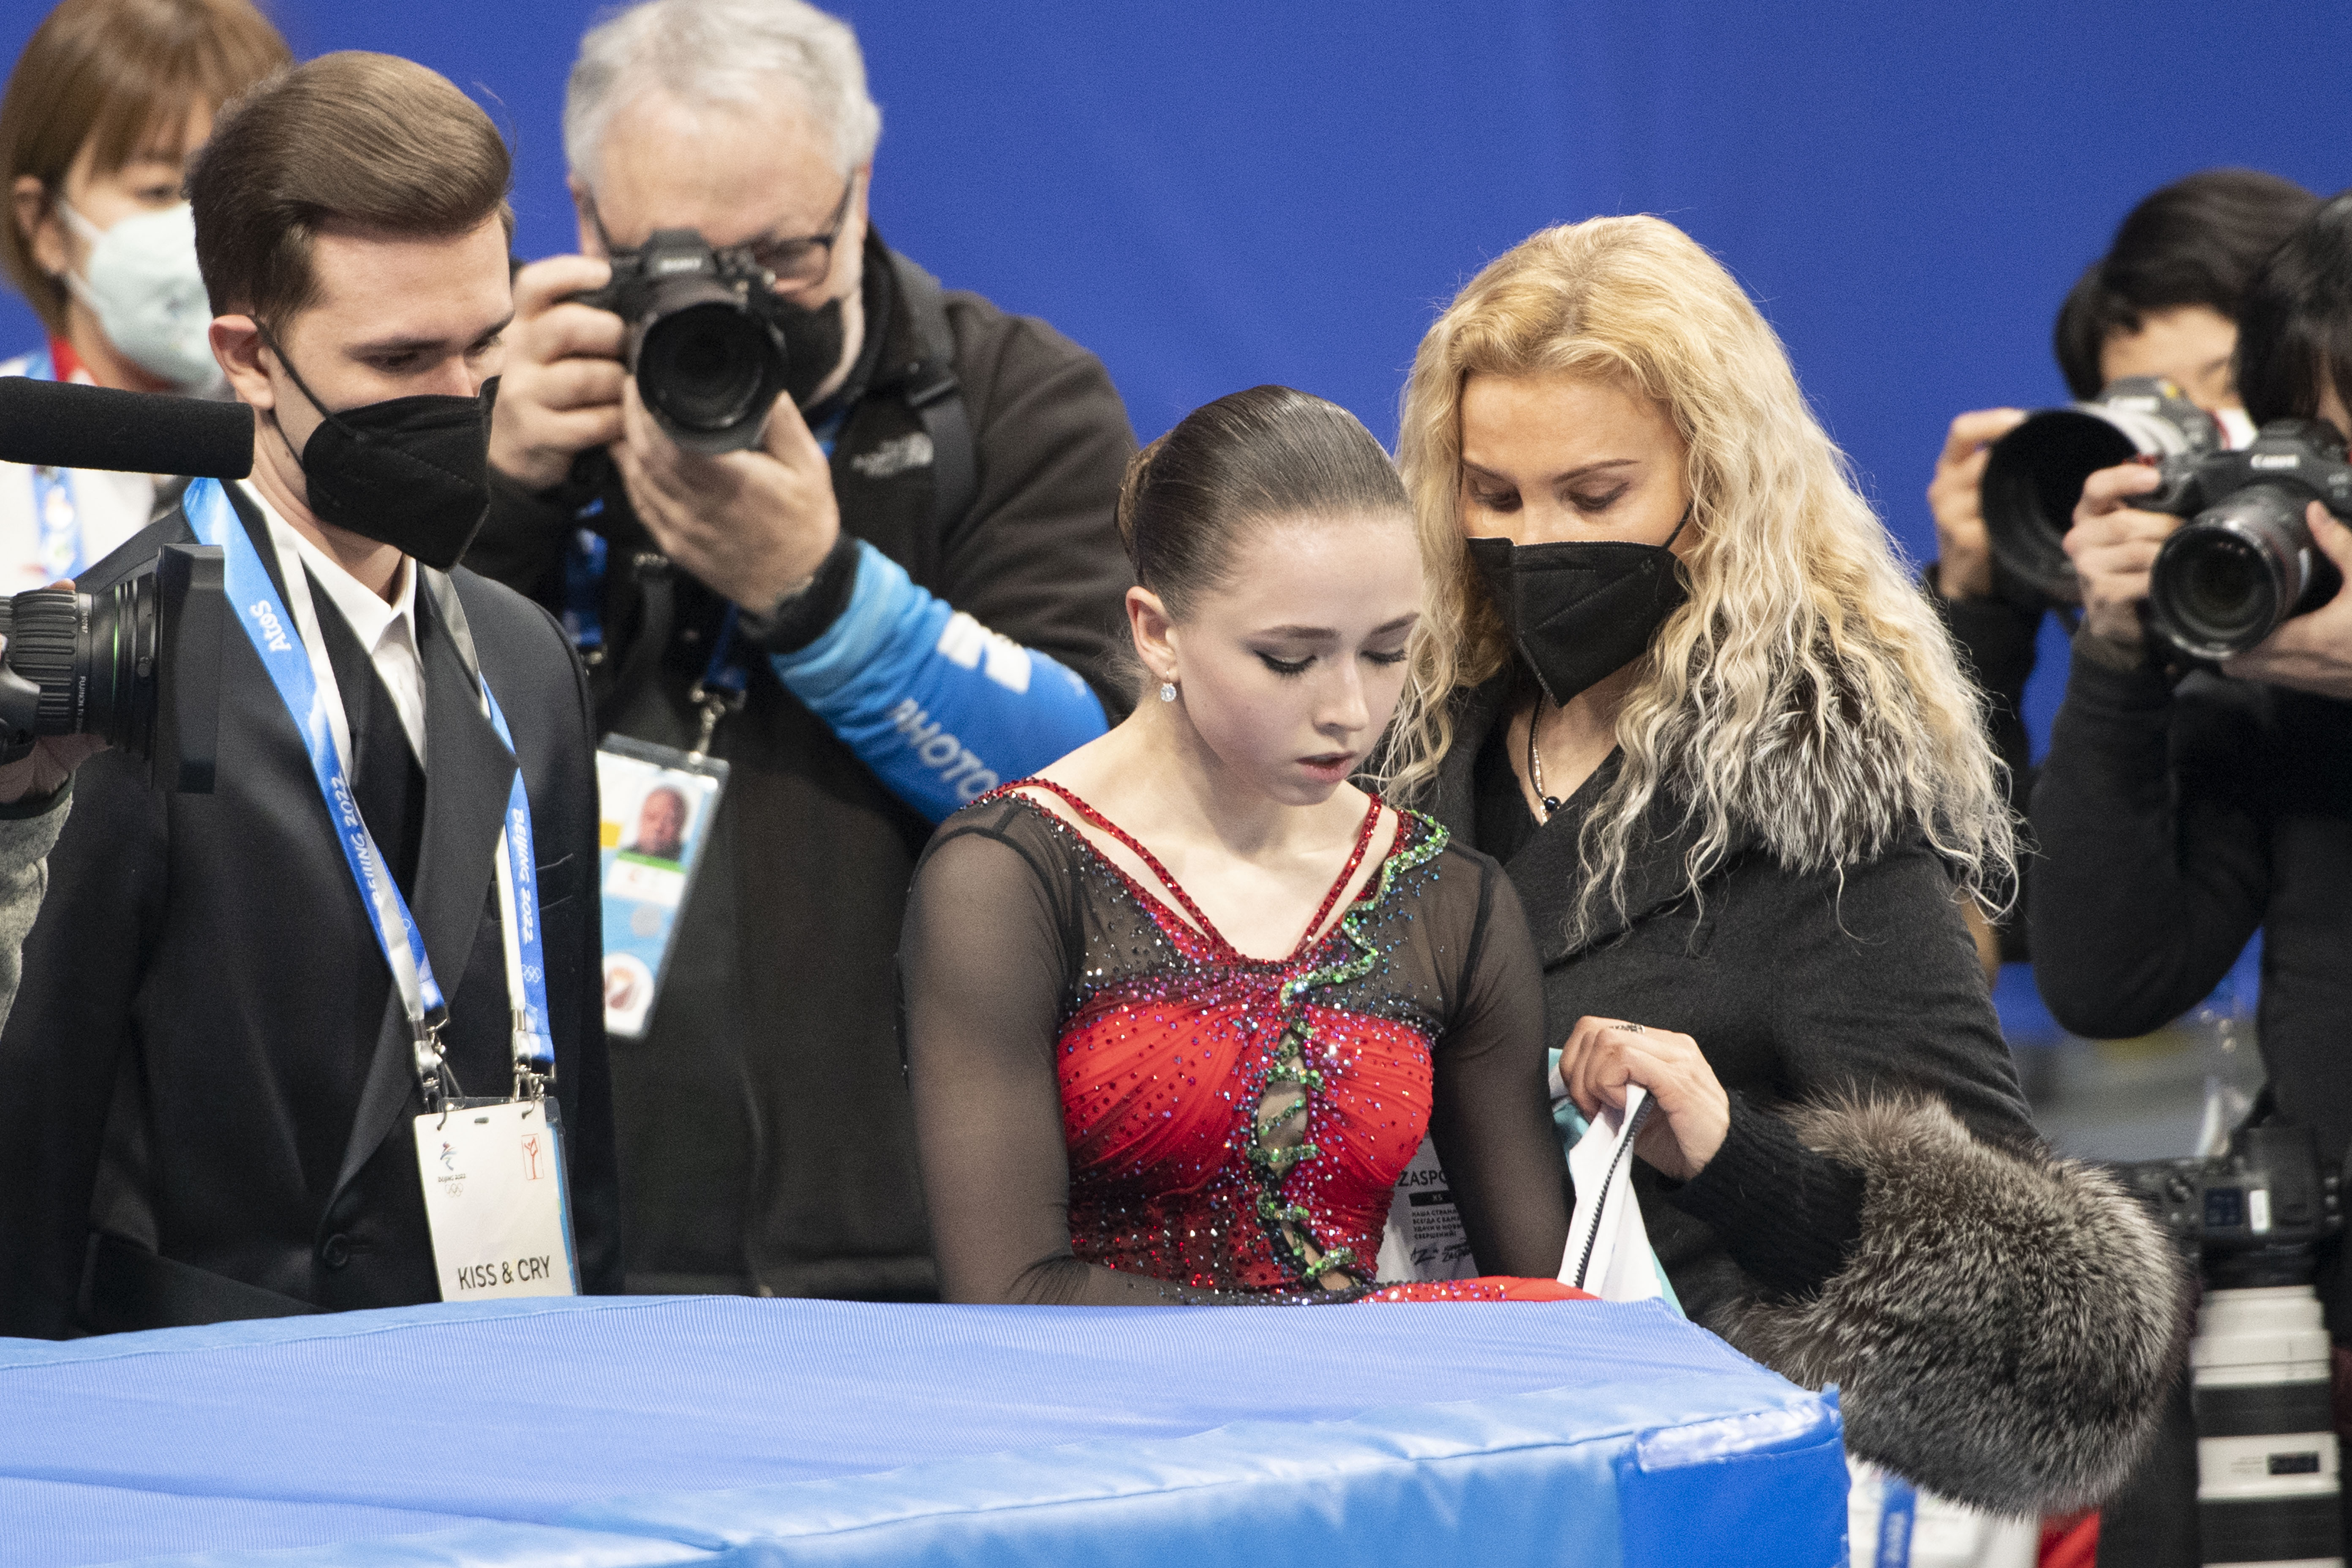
[[0, 377, 252, 479]]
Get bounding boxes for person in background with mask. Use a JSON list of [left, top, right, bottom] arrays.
[[1921, 170, 2318, 976], [0, 0, 289, 594], [0, 52, 621, 1337], [1397, 216, 2179, 1525]]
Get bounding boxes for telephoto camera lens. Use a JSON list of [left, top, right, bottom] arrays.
[[2150, 486, 2341, 662], [2192, 1274, 2343, 1568], [0, 576, 162, 759], [1980, 378, 2219, 603], [2114, 1126, 2347, 1567]]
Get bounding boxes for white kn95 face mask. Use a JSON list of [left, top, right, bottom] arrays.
[[55, 199, 219, 390]]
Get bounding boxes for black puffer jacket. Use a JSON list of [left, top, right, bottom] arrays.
[[1433, 670, 2182, 1514], [468, 232, 1136, 1300]]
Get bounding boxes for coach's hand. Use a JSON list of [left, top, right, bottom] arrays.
[[1558, 1016, 1729, 1182]]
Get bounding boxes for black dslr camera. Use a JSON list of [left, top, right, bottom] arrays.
[[2113, 1123, 2342, 1287], [2145, 422, 2352, 662], [1980, 376, 2351, 660], [0, 546, 227, 792], [1980, 378, 2220, 603], [570, 229, 794, 456], [2113, 1124, 2347, 1564]]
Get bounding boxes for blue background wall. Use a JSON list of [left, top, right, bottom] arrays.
[[5, 0, 2350, 759]]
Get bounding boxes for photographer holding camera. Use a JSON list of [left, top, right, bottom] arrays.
[[2032, 191, 2352, 1560], [468, 0, 1135, 1299], [1923, 170, 2318, 973], [0, 52, 622, 1337]]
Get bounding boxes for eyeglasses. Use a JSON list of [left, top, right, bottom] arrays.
[[585, 175, 858, 291], [731, 175, 858, 288]]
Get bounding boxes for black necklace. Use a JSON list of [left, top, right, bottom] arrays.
[[1525, 698, 1563, 819]]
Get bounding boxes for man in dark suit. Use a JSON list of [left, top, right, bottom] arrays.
[[0, 51, 621, 1337]]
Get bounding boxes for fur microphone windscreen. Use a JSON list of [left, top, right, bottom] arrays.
[[1715, 1096, 2188, 1516]]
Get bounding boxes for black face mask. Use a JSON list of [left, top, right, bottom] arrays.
[[753, 290, 848, 411], [1465, 506, 1691, 707], [269, 338, 496, 570]]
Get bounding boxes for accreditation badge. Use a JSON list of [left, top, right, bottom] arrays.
[[413, 1098, 580, 1300], [593, 736, 727, 1039]]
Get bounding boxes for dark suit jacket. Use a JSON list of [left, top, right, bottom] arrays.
[[1432, 673, 2037, 1327], [0, 484, 620, 1337]]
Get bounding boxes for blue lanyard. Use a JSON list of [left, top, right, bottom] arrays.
[[560, 520, 607, 654], [22, 348, 82, 579], [480, 681, 553, 1077], [187, 478, 552, 1092], [560, 411, 847, 679], [1873, 1475, 1916, 1568], [700, 605, 746, 695]]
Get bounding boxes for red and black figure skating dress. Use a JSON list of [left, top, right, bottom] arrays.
[[899, 780, 1579, 1305]]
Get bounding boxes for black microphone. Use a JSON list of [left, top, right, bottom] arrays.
[[0, 377, 252, 479]]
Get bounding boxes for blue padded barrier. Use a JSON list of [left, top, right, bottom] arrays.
[[0, 1295, 1846, 1566]]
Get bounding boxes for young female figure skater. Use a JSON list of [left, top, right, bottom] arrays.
[[900, 385, 1574, 1305]]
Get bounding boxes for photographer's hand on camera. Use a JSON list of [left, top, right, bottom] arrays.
[[2219, 503, 2352, 700], [487, 256, 627, 494], [610, 374, 842, 611], [1927, 407, 2028, 600], [2066, 460, 2182, 654], [1557, 1015, 1730, 1183]]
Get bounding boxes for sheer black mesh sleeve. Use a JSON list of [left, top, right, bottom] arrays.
[[900, 806, 1343, 1305], [1425, 857, 1572, 1279]]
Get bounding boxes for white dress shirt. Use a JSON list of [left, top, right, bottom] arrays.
[[240, 480, 427, 770]]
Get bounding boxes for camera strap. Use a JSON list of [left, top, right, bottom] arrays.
[[185, 476, 553, 1100], [886, 252, 979, 540]]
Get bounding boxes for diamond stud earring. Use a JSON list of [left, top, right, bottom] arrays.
[[1158, 681, 1177, 703]]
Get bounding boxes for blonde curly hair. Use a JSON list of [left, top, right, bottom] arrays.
[[1385, 215, 2012, 943]]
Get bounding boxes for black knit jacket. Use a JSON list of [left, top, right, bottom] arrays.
[[1432, 672, 2042, 1325]]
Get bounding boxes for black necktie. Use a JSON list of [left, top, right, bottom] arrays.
[[307, 575, 427, 897]]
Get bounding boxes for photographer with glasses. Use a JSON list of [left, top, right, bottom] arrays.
[[2031, 192, 2352, 1564], [469, 0, 1136, 1300]]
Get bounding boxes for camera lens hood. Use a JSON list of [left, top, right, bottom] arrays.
[[1982, 410, 2135, 602], [1981, 378, 2219, 606]]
